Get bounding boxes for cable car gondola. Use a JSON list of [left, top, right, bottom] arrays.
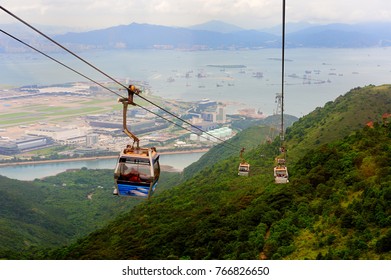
[[113, 85, 160, 198], [274, 158, 289, 184], [238, 162, 250, 176], [114, 146, 160, 198], [238, 147, 250, 176]]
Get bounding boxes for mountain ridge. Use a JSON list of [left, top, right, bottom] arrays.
[[286, 84, 391, 161], [3, 21, 391, 52], [53, 21, 391, 49], [188, 20, 244, 33]]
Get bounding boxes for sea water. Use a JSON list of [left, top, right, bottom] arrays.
[[1, 48, 391, 117], [1, 48, 390, 180], [0, 152, 206, 181]]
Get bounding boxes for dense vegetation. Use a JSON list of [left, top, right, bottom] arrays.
[[36, 121, 390, 260], [183, 114, 297, 181], [289, 122, 391, 259], [0, 168, 178, 258], [286, 84, 391, 161], [1, 84, 390, 260]]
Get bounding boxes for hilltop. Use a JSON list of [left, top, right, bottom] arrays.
[[52, 22, 391, 50], [22, 84, 389, 260], [286, 84, 391, 161]]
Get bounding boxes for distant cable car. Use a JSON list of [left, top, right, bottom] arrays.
[[113, 85, 160, 198], [274, 158, 289, 184], [238, 162, 250, 176], [238, 147, 250, 176]]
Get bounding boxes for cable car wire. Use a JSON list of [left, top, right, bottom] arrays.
[[136, 104, 221, 143], [0, 5, 241, 150], [0, 29, 229, 146], [0, 29, 242, 150], [0, 29, 124, 99], [0, 6, 127, 92], [280, 0, 286, 141]]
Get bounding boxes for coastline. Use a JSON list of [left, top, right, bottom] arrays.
[[0, 148, 209, 167]]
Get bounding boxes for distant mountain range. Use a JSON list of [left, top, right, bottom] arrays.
[[2, 20, 391, 52]]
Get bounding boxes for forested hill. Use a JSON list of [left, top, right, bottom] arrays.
[[183, 114, 297, 181], [0, 120, 278, 259], [286, 84, 391, 161], [0, 169, 140, 258], [38, 84, 390, 260]]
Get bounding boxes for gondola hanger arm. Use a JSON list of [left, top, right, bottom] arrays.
[[118, 85, 141, 149]]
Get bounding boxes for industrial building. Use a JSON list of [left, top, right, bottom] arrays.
[[191, 127, 233, 143], [88, 119, 169, 135], [186, 99, 226, 125], [27, 126, 88, 144], [0, 136, 52, 155], [0, 140, 19, 155], [86, 134, 99, 147]]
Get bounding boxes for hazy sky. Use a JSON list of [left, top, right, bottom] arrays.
[[1, 0, 391, 30]]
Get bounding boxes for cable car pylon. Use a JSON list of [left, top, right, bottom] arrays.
[[273, 0, 289, 184]]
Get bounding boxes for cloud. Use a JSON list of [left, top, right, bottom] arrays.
[[290, 0, 391, 24], [1, 0, 391, 30]]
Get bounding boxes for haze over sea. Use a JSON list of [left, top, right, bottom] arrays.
[[1, 47, 391, 117], [1, 47, 390, 179]]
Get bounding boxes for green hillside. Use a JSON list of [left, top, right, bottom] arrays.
[[183, 114, 298, 180], [0, 168, 179, 258], [0, 123, 275, 259], [2, 84, 391, 260], [0, 177, 72, 255], [286, 84, 391, 161], [27, 85, 389, 260], [287, 122, 391, 259], [183, 125, 272, 180]]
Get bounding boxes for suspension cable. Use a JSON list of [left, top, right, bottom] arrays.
[[0, 29, 125, 99], [281, 0, 286, 141], [0, 29, 241, 150], [0, 6, 128, 91], [2, 24, 226, 146], [135, 94, 239, 149], [0, 5, 241, 149], [136, 104, 221, 143]]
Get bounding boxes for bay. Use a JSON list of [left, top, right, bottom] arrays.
[[1, 48, 390, 180], [0, 152, 206, 181], [1, 48, 391, 117]]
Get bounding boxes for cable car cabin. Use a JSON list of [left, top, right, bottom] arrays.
[[274, 165, 289, 184], [114, 147, 160, 199], [238, 162, 250, 176]]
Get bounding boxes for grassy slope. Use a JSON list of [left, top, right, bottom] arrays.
[[0, 123, 271, 257], [44, 122, 391, 260], [183, 125, 271, 180], [286, 84, 391, 161], [0, 177, 71, 251], [0, 169, 179, 256], [287, 123, 391, 259], [2, 85, 390, 260], [42, 85, 390, 260]]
